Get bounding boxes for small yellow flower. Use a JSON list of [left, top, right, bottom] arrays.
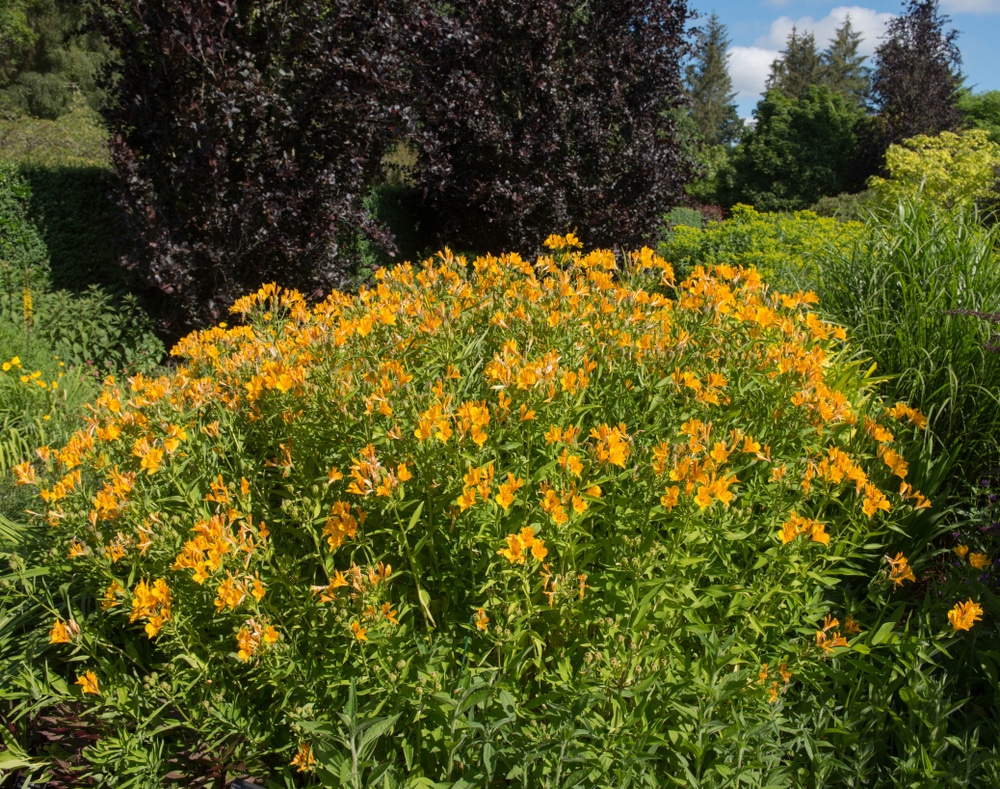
[[474, 607, 489, 631], [969, 552, 990, 570], [948, 599, 983, 632], [49, 619, 71, 644], [76, 670, 100, 695], [954, 544, 970, 559]]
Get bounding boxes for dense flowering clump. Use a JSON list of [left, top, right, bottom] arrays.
[[18, 239, 940, 781]]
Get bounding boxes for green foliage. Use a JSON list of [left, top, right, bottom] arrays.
[[663, 206, 705, 230], [959, 89, 1000, 145], [809, 190, 876, 222], [684, 143, 731, 206], [869, 129, 1000, 210], [0, 97, 109, 168], [0, 0, 114, 118], [0, 243, 950, 785], [0, 160, 48, 292], [721, 86, 866, 212], [817, 195, 1000, 477], [660, 203, 864, 293]]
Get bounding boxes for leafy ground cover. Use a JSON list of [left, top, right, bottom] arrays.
[[3, 238, 994, 787]]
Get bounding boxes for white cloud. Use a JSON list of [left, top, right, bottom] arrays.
[[726, 6, 896, 107], [754, 6, 894, 57], [729, 46, 779, 101], [942, 0, 1000, 12]]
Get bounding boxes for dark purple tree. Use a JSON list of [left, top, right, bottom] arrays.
[[411, 0, 696, 255], [96, 0, 421, 333], [871, 0, 963, 146]]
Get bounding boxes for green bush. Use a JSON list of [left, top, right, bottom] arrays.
[[0, 160, 49, 292], [659, 203, 864, 293], [4, 240, 981, 786], [817, 195, 1000, 478]]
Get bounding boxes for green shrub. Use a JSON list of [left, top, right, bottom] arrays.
[[809, 190, 875, 222], [3, 240, 971, 786], [659, 203, 864, 293], [817, 196, 1000, 478], [0, 160, 49, 292], [663, 205, 705, 230]]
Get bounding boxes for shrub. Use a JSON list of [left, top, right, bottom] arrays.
[[659, 203, 864, 293], [817, 196, 1000, 478], [3, 239, 963, 786], [868, 129, 1000, 210]]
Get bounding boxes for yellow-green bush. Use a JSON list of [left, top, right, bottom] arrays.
[[659, 204, 864, 293], [868, 129, 1000, 209], [5, 240, 977, 786]]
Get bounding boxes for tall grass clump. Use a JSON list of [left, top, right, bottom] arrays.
[[817, 195, 1000, 479], [4, 236, 986, 787]]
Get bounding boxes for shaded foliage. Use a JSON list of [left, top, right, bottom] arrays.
[[412, 0, 695, 254]]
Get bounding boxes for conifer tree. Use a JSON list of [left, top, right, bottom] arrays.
[[821, 17, 870, 108], [766, 27, 822, 100], [685, 13, 741, 146], [871, 0, 962, 145]]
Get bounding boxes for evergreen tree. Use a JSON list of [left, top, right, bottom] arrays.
[[821, 16, 870, 108], [766, 27, 822, 100], [871, 0, 963, 146], [685, 13, 741, 146]]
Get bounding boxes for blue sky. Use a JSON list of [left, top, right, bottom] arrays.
[[693, 0, 1000, 118]]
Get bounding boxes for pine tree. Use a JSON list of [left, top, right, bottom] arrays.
[[871, 0, 962, 145], [821, 17, 870, 108], [766, 27, 822, 100], [685, 13, 741, 146]]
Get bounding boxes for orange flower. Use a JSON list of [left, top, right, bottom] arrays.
[[948, 599, 983, 632], [290, 742, 316, 773], [886, 552, 916, 586]]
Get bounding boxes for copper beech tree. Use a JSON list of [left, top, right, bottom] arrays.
[[96, 0, 695, 332]]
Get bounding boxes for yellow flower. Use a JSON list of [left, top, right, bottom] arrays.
[[954, 544, 969, 559], [948, 599, 983, 632], [969, 552, 990, 570], [351, 620, 368, 643], [76, 670, 100, 695], [49, 619, 71, 644], [291, 742, 316, 773], [474, 607, 489, 631]]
